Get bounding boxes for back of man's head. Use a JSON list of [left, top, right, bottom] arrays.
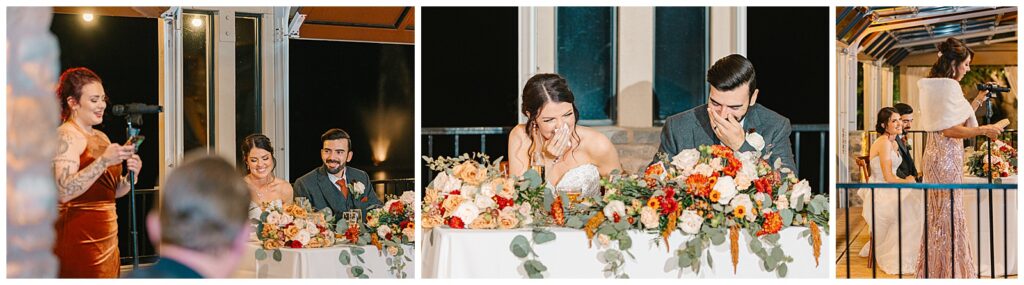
[[159, 154, 251, 254]]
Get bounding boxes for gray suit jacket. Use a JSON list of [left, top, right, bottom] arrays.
[[655, 103, 798, 175], [293, 165, 382, 219]]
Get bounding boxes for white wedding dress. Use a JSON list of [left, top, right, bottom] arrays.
[[548, 163, 601, 199], [858, 146, 925, 275]]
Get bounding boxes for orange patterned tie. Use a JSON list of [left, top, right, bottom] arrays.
[[336, 178, 349, 198]]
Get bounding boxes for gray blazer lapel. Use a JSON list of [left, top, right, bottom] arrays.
[[317, 167, 347, 214]]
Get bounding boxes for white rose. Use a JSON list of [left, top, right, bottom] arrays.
[[693, 163, 713, 177], [603, 200, 627, 221], [790, 180, 813, 209], [730, 194, 755, 222], [305, 220, 319, 234], [352, 181, 366, 196], [266, 211, 281, 225], [737, 151, 759, 178], [387, 245, 400, 256], [278, 213, 294, 226], [474, 193, 496, 209], [710, 157, 724, 172], [713, 176, 738, 205], [678, 210, 704, 235], [453, 202, 481, 225], [377, 224, 392, 239], [430, 172, 464, 194], [400, 191, 415, 206], [746, 132, 766, 152], [671, 149, 701, 172], [775, 195, 790, 209], [479, 182, 496, 198], [639, 206, 659, 229], [295, 230, 311, 245], [734, 173, 752, 190]]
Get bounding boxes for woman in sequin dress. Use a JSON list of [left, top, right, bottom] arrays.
[[915, 38, 1003, 278]]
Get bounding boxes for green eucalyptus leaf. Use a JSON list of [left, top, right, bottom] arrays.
[[273, 249, 282, 262], [255, 248, 267, 261], [339, 250, 352, 265]]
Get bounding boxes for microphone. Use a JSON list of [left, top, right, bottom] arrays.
[[111, 103, 163, 116]]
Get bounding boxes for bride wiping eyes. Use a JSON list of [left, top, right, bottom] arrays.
[[507, 73, 621, 199]]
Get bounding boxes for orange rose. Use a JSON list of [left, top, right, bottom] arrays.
[[453, 161, 487, 185], [261, 224, 280, 239], [469, 212, 497, 229]]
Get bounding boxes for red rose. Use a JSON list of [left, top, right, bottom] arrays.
[[754, 178, 773, 196], [450, 190, 461, 195], [447, 217, 465, 229], [399, 220, 410, 229], [289, 240, 303, 248], [390, 201, 405, 214], [612, 213, 622, 223], [493, 196, 514, 210]]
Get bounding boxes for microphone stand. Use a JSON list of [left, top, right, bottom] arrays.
[[125, 114, 142, 270]]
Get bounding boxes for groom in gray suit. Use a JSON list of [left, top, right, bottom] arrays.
[[293, 128, 382, 220], [655, 54, 797, 174]]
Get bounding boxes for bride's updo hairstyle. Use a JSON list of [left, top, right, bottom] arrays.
[[521, 73, 580, 163], [241, 134, 276, 174], [927, 37, 974, 79], [875, 107, 899, 134]]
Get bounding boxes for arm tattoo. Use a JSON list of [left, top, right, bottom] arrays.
[[54, 130, 113, 202]]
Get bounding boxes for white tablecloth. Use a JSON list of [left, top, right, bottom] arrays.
[[235, 243, 415, 278], [423, 227, 829, 278], [962, 175, 1017, 276]]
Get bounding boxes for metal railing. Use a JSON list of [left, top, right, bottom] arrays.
[[423, 125, 829, 192], [370, 178, 416, 197], [792, 124, 829, 193], [836, 183, 1017, 279]]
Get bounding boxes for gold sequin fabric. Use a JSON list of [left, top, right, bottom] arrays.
[[915, 132, 976, 278]]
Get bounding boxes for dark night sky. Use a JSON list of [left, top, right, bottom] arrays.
[[288, 39, 415, 181]]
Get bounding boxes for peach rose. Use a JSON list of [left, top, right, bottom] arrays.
[[284, 204, 308, 219], [422, 215, 443, 229], [453, 161, 488, 185], [498, 207, 520, 229], [263, 239, 284, 250], [283, 224, 300, 239], [469, 211, 498, 229], [441, 195, 466, 218]]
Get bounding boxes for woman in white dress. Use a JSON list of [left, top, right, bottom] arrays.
[[242, 134, 293, 207], [858, 107, 925, 274], [508, 73, 621, 199]]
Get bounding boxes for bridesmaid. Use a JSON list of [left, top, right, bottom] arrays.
[[52, 67, 141, 277], [915, 37, 1002, 278]]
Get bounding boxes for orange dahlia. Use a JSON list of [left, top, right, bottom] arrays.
[[757, 211, 783, 236]]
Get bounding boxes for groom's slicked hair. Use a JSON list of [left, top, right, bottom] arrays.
[[321, 128, 352, 148], [707, 54, 757, 97]]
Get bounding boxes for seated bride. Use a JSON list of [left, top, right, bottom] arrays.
[[858, 107, 924, 274], [508, 73, 621, 199], [242, 134, 294, 209]]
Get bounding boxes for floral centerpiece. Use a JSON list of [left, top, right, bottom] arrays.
[[580, 144, 829, 276], [967, 139, 1017, 178], [365, 191, 416, 249], [253, 198, 336, 250], [422, 153, 543, 230]]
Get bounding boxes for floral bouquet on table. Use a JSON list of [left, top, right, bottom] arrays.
[[585, 140, 829, 277], [967, 139, 1017, 178], [364, 191, 416, 252], [253, 198, 336, 261], [422, 153, 544, 231]]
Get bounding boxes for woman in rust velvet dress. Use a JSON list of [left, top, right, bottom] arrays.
[[52, 67, 141, 278], [915, 38, 1002, 278]]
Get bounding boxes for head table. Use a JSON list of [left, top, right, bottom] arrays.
[[235, 242, 415, 278], [422, 227, 829, 278]]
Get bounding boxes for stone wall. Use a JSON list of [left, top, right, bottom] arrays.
[[593, 126, 662, 175]]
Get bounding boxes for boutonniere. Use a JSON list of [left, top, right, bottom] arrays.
[[745, 128, 765, 152], [350, 181, 366, 198]]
